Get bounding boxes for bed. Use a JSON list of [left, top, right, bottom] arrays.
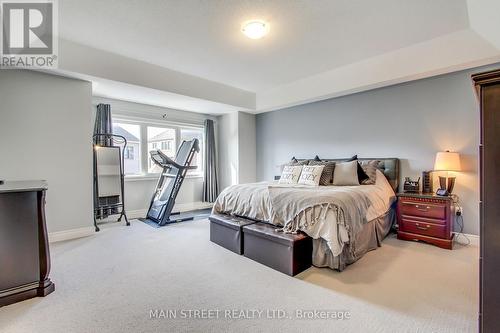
[[212, 158, 399, 271]]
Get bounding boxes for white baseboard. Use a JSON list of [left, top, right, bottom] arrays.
[[127, 201, 213, 220], [453, 232, 479, 246], [127, 209, 148, 219], [175, 201, 213, 212], [49, 202, 212, 243], [49, 226, 94, 243], [48, 221, 478, 248]]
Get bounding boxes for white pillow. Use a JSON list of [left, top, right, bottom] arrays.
[[279, 165, 303, 184], [333, 160, 360, 186], [298, 165, 325, 186]]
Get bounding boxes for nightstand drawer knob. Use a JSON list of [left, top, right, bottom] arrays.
[[415, 223, 431, 230], [414, 205, 430, 211]]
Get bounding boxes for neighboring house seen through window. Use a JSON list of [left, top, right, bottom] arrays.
[[124, 146, 134, 160], [112, 123, 141, 175], [148, 126, 176, 173]]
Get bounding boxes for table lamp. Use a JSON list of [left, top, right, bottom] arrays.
[[433, 151, 461, 196]]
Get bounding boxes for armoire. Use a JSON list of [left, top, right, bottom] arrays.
[[472, 69, 500, 332]]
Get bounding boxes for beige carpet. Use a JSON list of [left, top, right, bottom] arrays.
[[0, 219, 478, 333]]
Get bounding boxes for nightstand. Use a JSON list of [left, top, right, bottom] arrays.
[[396, 193, 454, 249]]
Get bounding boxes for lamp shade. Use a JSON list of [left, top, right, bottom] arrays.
[[434, 151, 461, 171]]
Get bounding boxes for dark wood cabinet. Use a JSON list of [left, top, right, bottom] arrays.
[[396, 193, 453, 249], [472, 69, 500, 333], [0, 181, 55, 307]]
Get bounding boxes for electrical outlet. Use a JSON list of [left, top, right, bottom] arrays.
[[456, 206, 463, 216]]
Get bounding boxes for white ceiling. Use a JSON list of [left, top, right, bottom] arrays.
[[60, 0, 470, 92], [54, 0, 500, 114]]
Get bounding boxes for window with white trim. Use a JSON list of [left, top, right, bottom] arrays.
[[112, 122, 141, 175], [147, 126, 176, 173], [180, 128, 203, 175], [124, 146, 135, 160], [112, 118, 204, 177]]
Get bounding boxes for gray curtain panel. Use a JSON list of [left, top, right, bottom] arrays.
[[203, 119, 219, 202], [93, 103, 113, 146]]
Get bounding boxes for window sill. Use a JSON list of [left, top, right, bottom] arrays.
[[124, 174, 204, 182]]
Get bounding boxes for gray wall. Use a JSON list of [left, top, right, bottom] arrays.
[[237, 111, 257, 184], [0, 70, 93, 233], [256, 64, 500, 235], [218, 112, 239, 190], [217, 111, 256, 190]]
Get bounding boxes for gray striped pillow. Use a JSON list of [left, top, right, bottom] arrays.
[[288, 157, 309, 166], [309, 160, 336, 185], [280, 157, 309, 173]]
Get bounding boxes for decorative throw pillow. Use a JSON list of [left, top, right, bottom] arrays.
[[333, 161, 360, 186], [309, 156, 336, 185], [360, 160, 380, 185], [289, 157, 309, 166], [298, 165, 325, 186], [279, 165, 303, 184], [346, 155, 370, 183], [280, 157, 309, 173]]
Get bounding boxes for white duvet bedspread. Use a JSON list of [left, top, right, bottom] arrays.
[[212, 170, 396, 256]]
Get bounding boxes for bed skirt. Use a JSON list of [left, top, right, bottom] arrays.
[[312, 208, 395, 271]]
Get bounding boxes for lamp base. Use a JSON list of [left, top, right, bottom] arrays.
[[447, 177, 456, 194], [436, 176, 456, 196]]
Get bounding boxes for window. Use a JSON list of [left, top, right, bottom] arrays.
[[124, 146, 134, 160], [160, 140, 172, 151], [112, 119, 205, 177], [112, 122, 141, 175], [181, 128, 204, 175], [148, 126, 176, 173]]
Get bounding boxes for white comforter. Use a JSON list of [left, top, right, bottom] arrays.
[[213, 170, 396, 256]]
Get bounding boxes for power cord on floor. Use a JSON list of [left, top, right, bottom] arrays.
[[450, 194, 470, 246]]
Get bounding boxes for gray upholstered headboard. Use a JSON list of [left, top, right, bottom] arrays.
[[297, 158, 400, 192]]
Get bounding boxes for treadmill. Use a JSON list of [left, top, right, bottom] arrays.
[[142, 139, 200, 226]]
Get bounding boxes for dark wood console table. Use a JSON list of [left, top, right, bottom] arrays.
[[0, 181, 55, 307]]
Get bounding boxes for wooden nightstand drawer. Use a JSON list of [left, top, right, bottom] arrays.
[[402, 215, 446, 225], [400, 218, 447, 239], [400, 201, 446, 220]]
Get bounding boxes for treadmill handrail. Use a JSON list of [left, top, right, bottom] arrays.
[[150, 150, 198, 170]]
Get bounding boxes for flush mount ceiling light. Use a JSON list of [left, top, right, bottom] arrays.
[[241, 20, 269, 39]]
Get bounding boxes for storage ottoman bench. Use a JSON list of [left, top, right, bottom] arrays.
[[209, 213, 257, 254], [242, 223, 312, 276]]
